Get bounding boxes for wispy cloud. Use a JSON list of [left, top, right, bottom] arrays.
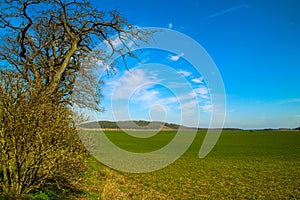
[[177, 70, 191, 77], [181, 99, 199, 115], [168, 52, 184, 61], [107, 68, 180, 112], [131, 88, 160, 102], [109, 37, 123, 48], [111, 69, 159, 99], [273, 98, 300, 105], [138, 58, 150, 64], [201, 102, 213, 113], [191, 77, 204, 84], [193, 86, 210, 100], [207, 5, 251, 19], [194, 86, 209, 95], [131, 88, 178, 111]]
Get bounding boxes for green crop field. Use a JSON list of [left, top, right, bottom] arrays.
[[78, 130, 300, 199]]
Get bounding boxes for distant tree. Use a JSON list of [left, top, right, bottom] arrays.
[[295, 127, 300, 131], [0, 0, 150, 197]]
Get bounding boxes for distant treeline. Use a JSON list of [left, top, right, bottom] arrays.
[[260, 127, 300, 131], [79, 121, 300, 131], [79, 120, 191, 130]]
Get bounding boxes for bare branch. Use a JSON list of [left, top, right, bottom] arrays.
[[0, 0, 152, 110]]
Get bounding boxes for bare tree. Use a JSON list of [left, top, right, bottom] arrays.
[[0, 0, 150, 110], [0, 0, 150, 197]]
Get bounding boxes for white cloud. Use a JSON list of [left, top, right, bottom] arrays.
[[191, 86, 211, 100], [104, 37, 123, 49], [131, 88, 159, 102], [187, 91, 197, 98], [191, 77, 204, 84], [112, 69, 159, 99], [168, 52, 184, 61], [177, 70, 192, 77], [201, 102, 212, 113], [194, 86, 209, 95], [180, 100, 200, 119], [181, 99, 198, 110], [127, 37, 138, 48], [127, 40, 134, 48], [96, 59, 104, 66], [111, 38, 123, 47], [158, 96, 178, 106], [150, 104, 165, 112], [199, 94, 210, 99], [138, 58, 150, 64], [168, 23, 173, 29], [133, 90, 178, 111]]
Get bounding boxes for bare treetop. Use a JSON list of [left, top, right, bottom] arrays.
[[0, 0, 151, 110]]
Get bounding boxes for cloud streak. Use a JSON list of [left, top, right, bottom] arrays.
[[273, 98, 300, 105], [177, 69, 191, 77], [207, 5, 250, 19], [191, 77, 204, 84]]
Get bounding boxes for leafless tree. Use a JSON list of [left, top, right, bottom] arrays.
[[0, 0, 150, 197], [0, 0, 150, 110]]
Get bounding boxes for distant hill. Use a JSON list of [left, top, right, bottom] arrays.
[[78, 120, 194, 130], [78, 121, 300, 131]]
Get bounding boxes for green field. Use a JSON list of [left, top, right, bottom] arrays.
[[79, 130, 300, 199]]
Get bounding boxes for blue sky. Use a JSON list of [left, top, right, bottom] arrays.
[[89, 0, 300, 129]]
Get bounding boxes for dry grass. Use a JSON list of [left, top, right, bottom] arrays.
[[76, 158, 173, 200], [101, 168, 173, 200]]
